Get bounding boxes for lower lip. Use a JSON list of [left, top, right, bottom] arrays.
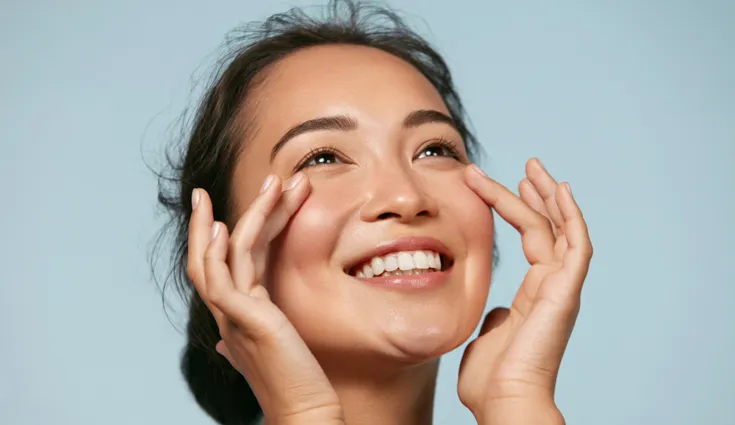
[[353, 268, 452, 290]]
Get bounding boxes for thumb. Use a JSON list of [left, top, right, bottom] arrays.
[[215, 340, 235, 366], [459, 307, 510, 376], [479, 307, 510, 337]]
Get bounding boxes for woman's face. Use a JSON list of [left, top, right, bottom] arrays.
[[231, 45, 494, 364]]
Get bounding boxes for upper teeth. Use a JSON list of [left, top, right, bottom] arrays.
[[355, 250, 442, 278]]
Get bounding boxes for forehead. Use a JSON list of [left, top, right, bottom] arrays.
[[249, 44, 449, 136]]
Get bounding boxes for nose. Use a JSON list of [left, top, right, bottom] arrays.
[[359, 166, 438, 224]]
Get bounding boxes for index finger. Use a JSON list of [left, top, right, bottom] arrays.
[[465, 165, 556, 264], [228, 173, 310, 294]]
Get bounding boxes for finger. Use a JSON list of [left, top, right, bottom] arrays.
[[459, 307, 509, 374], [201, 221, 238, 327], [187, 189, 225, 323], [501, 183, 591, 388], [557, 182, 593, 287], [204, 221, 274, 333], [504, 295, 578, 395], [258, 173, 311, 247], [215, 340, 236, 367], [187, 188, 213, 286], [511, 264, 557, 318], [526, 159, 565, 232], [519, 178, 548, 218], [459, 307, 511, 379], [465, 165, 555, 264], [518, 183, 590, 329], [226, 174, 283, 294], [478, 307, 510, 337], [228, 173, 310, 295]]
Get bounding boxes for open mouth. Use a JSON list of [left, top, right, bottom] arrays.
[[346, 250, 454, 278]]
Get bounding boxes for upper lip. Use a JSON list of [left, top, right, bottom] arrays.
[[343, 236, 454, 275]]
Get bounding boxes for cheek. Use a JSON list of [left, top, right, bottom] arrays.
[[454, 187, 495, 251], [271, 197, 341, 268], [457, 187, 495, 293], [438, 178, 495, 321], [265, 186, 349, 300], [433, 173, 495, 253]]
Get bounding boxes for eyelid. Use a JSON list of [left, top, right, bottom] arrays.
[[292, 145, 349, 173], [415, 137, 467, 162], [293, 138, 466, 173]]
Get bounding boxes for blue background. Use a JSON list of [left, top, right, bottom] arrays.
[[2, 0, 733, 424]]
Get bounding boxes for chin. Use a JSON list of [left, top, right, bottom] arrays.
[[386, 333, 460, 362], [379, 313, 477, 362]]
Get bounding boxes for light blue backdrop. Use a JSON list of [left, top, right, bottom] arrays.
[[2, 0, 733, 424]]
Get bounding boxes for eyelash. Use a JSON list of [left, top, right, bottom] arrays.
[[293, 145, 346, 172], [293, 138, 464, 172], [416, 138, 463, 161]]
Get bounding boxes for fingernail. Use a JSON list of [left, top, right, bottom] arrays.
[[211, 222, 220, 241], [284, 173, 304, 191], [470, 164, 487, 177], [536, 158, 546, 171], [564, 182, 573, 195], [260, 175, 275, 194], [191, 189, 200, 210]]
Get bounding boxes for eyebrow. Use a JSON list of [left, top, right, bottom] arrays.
[[269, 109, 457, 162]]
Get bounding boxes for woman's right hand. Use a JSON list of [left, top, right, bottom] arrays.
[[187, 173, 344, 425]]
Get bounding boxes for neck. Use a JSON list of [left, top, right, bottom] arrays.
[[324, 356, 440, 425]]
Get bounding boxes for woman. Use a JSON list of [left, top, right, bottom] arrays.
[[153, 1, 593, 424]]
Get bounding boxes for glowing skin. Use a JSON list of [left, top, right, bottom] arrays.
[[209, 44, 495, 425], [190, 39, 592, 425], [231, 45, 494, 367]]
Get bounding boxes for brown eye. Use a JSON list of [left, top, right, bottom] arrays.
[[416, 141, 461, 160], [295, 147, 346, 172], [306, 152, 339, 166]]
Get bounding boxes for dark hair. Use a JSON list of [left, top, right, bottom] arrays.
[[150, 1, 496, 424]]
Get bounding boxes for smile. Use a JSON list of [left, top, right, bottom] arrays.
[[351, 250, 445, 278], [345, 236, 455, 289]]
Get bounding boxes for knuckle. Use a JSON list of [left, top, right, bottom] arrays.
[[250, 312, 290, 344], [230, 235, 254, 258], [533, 212, 552, 230], [457, 387, 476, 409], [206, 288, 226, 307], [242, 318, 275, 343], [540, 295, 579, 318], [203, 249, 216, 264], [580, 240, 594, 259], [500, 353, 551, 376], [228, 237, 239, 254], [563, 296, 582, 315], [185, 264, 197, 281]]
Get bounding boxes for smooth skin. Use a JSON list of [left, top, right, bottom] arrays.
[[188, 174, 344, 424], [459, 161, 592, 425], [188, 158, 592, 425]]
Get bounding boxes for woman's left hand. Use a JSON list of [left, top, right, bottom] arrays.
[[457, 159, 593, 425]]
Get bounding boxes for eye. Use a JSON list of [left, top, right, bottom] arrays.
[[416, 139, 462, 161], [294, 146, 346, 172]]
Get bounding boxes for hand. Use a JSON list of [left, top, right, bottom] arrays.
[[187, 174, 344, 425], [458, 159, 593, 425]]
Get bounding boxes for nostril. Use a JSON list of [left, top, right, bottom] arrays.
[[377, 212, 400, 220], [376, 210, 430, 220]]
